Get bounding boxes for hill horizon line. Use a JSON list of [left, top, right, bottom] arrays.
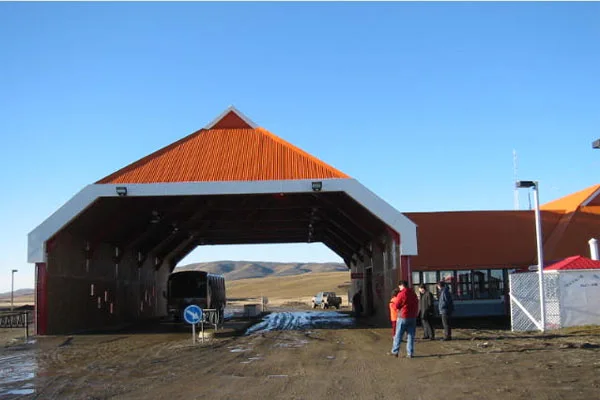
[[0, 261, 348, 297]]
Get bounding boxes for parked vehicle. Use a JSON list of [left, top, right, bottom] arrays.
[[311, 292, 342, 309], [167, 271, 226, 324]]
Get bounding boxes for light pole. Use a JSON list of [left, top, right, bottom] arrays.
[[11, 269, 18, 312], [516, 181, 545, 332], [592, 139, 600, 149]]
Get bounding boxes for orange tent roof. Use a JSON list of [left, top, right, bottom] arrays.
[[97, 108, 349, 184]]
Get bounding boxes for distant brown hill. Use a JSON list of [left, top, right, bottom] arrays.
[[0, 288, 34, 299], [0, 262, 348, 299], [175, 261, 347, 281]]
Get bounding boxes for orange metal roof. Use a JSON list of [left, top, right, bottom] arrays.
[[541, 184, 600, 260], [97, 112, 349, 184], [541, 184, 600, 212]]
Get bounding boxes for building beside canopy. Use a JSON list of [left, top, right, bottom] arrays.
[[407, 184, 600, 317]]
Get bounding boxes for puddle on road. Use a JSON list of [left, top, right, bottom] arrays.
[[229, 347, 250, 353], [0, 351, 36, 398], [245, 311, 354, 335], [5, 387, 35, 396]]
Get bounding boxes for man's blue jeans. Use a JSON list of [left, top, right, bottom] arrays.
[[391, 317, 416, 356]]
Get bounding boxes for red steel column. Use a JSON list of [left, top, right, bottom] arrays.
[[400, 256, 411, 285], [35, 262, 48, 335], [387, 227, 410, 284]]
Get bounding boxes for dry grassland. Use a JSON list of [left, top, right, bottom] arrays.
[[226, 271, 351, 307], [0, 272, 351, 311]]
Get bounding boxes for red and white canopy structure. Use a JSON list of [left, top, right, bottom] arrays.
[[27, 107, 417, 334], [29, 106, 417, 265]]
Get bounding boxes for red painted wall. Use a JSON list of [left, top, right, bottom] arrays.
[[35, 262, 47, 335]]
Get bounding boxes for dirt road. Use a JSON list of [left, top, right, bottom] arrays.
[[1, 311, 599, 399]]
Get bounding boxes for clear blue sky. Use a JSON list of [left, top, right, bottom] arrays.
[[1, 2, 599, 292]]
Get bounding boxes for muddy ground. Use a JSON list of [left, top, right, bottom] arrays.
[[1, 310, 600, 400]]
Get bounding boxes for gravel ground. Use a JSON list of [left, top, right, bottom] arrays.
[[1, 311, 599, 400]]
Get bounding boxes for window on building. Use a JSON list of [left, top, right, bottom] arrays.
[[412, 271, 421, 284], [439, 270, 456, 299], [472, 269, 489, 299], [456, 270, 472, 300], [423, 271, 438, 299], [489, 269, 506, 299], [412, 271, 421, 293]]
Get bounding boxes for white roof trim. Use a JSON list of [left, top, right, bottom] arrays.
[[581, 186, 600, 207], [544, 268, 600, 273], [203, 106, 259, 130], [27, 178, 418, 263]]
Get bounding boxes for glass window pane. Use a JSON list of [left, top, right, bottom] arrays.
[[439, 270, 456, 298], [423, 271, 437, 283], [440, 271, 453, 281], [456, 270, 472, 300], [412, 272, 421, 285], [489, 269, 505, 299], [472, 269, 489, 299], [426, 283, 439, 299]]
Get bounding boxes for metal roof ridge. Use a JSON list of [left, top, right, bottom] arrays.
[[203, 105, 258, 130]]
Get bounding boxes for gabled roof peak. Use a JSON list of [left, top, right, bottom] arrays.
[[542, 184, 600, 212], [203, 106, 258, 130]]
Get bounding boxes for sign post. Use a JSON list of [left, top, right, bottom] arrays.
[[183, 305, 203, 344], [200, 318, 204, 343]]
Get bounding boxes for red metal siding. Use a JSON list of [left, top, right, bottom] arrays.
[[35, 263, 47, 335]]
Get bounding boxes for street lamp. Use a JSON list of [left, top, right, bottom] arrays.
[[592, 139, 600, 149], [515, 180, 545, 332], [11, 269, 18, 312]]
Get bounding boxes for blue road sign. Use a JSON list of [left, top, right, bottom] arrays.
[[183, 305, 203, 325]]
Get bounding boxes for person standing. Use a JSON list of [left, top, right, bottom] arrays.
[[437, 280, 454, 341], [352, 289, 363, 318], [388, 288, 400, 337], [388, 281, 419, 358], [418, 284, 435, 340]]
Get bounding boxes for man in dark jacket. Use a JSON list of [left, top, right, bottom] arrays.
[[418, 284, 435, 340], [388, 281, 419, 358], [352, 290, 363, 317], [437, 280, 454, 341]]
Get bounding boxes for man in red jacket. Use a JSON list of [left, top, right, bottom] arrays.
[[388, 280, 419, 358]]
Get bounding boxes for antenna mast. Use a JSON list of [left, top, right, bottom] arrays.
[[513, 149, 519, 210]]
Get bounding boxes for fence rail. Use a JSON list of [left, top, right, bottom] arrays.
[[0, 311, 33, 329], [509, 272, 560, 332]]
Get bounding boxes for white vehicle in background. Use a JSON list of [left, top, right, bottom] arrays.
[[311, 292, 342, 309]]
